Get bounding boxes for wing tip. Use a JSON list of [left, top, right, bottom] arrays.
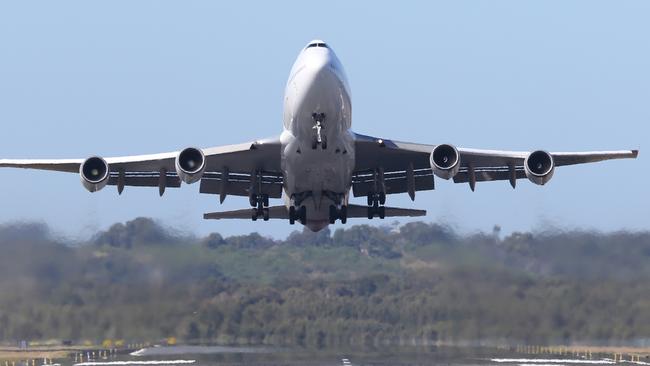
[[632, 149, 639, 158]]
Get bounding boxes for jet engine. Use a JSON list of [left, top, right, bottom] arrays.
[[80, 156, 110, 192], [524, 150, 555, 185], [175, 147, 205, 184], [430, 144, 460, 179]]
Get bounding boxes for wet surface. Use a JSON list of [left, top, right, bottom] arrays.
[[5, 346, 649, 366]]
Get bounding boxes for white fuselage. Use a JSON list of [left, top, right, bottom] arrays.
[[280, 41, 354, 231]]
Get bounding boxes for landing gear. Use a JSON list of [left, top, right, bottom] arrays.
[[289, 205, 307, 225], [249, 193, 270, 221], [250, 194, 269, 207], [328, 204, 348, 224], [311, 112, 327, 149], [366, 192, 386, 219]]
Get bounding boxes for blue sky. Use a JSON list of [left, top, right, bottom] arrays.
[[0, 1, 647, 238]]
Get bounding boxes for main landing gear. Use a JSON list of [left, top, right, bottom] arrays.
[[289, 205, 307, 225], [329, 204, 348, 224], [311, 112, 327, 150], [367, 192, 386, 219], [250, 193, 270, 221]]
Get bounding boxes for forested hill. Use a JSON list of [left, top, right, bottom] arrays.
[[0, 218, 648, 347]]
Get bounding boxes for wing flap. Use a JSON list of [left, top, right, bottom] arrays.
[[199, 172, 283, 199], [107, 174, 182, 188], [352, 169, 434, 197], [452, 167, 527, 184]]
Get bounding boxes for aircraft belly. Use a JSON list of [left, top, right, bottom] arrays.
[[283, 133, 354, 198]]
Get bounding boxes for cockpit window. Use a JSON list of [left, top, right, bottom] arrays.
[[306, 42, 328, 49]]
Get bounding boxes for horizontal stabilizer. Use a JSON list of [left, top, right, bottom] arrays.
[[346, 204, 426, 218], [204, 206, 288, 220], [204, 204, 425, 221]]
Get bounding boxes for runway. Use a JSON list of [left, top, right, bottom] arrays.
[[2, 346, 649, 366]]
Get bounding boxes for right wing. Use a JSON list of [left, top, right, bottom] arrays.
[[352, 133, 638, 197], [0, 137, 283, 199]]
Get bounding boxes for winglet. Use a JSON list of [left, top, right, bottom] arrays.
[[632, 149, 639, 158]]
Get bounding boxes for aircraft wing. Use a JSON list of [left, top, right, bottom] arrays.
[[0, 137, 283, 199], [352, 133, 638, 198]]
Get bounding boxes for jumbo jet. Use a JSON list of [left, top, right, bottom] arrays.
[[0, 40, 639, 232]]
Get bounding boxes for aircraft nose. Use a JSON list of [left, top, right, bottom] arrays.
[[305, 51, 333, 77]]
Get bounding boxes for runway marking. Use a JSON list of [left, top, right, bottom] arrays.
[[491, 359, 615, 364], [519, 364, 567, 366], [74, 361, 196, 366]]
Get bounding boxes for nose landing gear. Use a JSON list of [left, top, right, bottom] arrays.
[[311, 112, 327, 150]]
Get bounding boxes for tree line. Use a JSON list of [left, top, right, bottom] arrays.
[[0, 218, 648, 347]]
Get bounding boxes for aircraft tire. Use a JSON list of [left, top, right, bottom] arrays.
[[329, 205, 337, 224], [289, 206, 296, 225], [263, 208, 269, 221], [299, 206, 307, 225], [340, 205, 348, 224]]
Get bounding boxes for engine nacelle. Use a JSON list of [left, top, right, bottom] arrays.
[[175, 147, 205, 184], [430, 144, 460, 180], [80, 156, 110, 192], [524, 150, 555, 185]]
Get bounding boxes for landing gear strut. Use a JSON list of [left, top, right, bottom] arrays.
[[250, 193, 270, 221], [311, 112, 327, 150], [366, 192, 386, 219]]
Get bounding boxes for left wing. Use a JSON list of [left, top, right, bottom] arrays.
[[0, 137, 282, 199], [352, 133, 638, 198]]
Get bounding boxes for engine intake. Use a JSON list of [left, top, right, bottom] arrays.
[[430, 144, 460, 179], [175, 147, 205, 184], [524, 150, 555, 185], [80, 156, 110, 192]]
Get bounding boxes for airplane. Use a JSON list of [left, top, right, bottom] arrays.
[[0, 40, 639, 232]]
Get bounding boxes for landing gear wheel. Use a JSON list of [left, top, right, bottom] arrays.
[[262, 208, 269, 221], [330, 205, 339, 224], [289, 206, 296, 225], [261, 194, 269, 207], [321, 136, 327, 150], [379, 192, 386, 205], [251, 208, 258, 221], [340, 205, 348, 224], [367, 195, 373, 206], [378, 206, 386, 219], [367, 207, 374, 220], [299, 206, 307, 225], [311, 136, 318, 150], [329, 205, 337, 224], [249, 195, 257, 207]]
